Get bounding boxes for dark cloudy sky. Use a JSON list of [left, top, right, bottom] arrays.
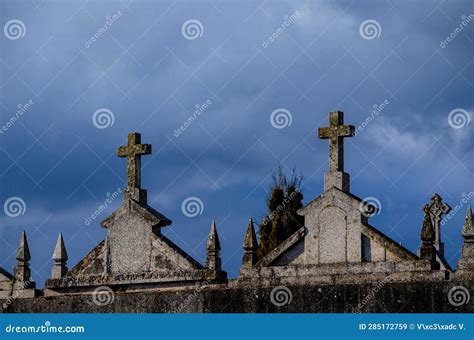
[[0, 0, 472, 285]]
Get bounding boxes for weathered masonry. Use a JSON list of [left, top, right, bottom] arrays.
[[1, 112, 473, 313]]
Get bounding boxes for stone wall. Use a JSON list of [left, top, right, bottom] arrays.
[[2, 279, 472, 313]]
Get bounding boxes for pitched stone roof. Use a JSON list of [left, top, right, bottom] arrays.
[[255, 227, 305, 267], [362, 223, 417, 260], [0, 268, 13, 282], [101, 198, 171, 230]]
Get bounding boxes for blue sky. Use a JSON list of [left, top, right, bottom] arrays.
[[0, 0, 472, 285]]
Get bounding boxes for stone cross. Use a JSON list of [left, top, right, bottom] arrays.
[[118, 133, 151, 202], [318, 111, 355, 192], [423, 194, 451, 256], [318, 111, 355, 172]]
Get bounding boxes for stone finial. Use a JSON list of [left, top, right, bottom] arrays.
[[318, 111, 355, 192], [205, 220, 221, 272], [420, 208, 434, 242], [51, 233, 68, 279], [118, 132, 152, 204], [457, 206, 474, 270], [12, 232, 36, 295], [462, 206, 473, 238], [242, 218, 258, 268], [15, 231, 31, 283], [419, 207, 438, 269], [206, 220, 221, 252]]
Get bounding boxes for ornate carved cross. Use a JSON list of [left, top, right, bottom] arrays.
[[423, 193, 451, 255], [118, 133, 151, 190], [318, 111, 355, 173]]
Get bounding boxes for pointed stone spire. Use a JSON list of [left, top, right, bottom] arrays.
[[462, 206, 473, 238], [206, 220, 221, 252], [205, 220, 221, 272], [419, 207, 439, 269], [458, 206, 474, 270], [420, 208, 434, 243], [15, 231, 31, 283], [12, 232, 36, 296], [51, 233, 68, 279], [241, 218, 258, 269], [16, 231, 30, 261]]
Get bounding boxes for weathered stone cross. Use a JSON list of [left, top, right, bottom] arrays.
[[423, 193, 451, 256], [118, 133, 152, 190], [318, 111, 355, 173]]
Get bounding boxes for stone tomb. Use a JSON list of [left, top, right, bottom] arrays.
[[239, 111, 448, 285], [45, 133, 226, 293]]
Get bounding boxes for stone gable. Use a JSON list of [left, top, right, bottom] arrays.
[[298, 187, 366, 265], [44, 132, 226, 292], [101, 199, 174, 274], [239, 112, 420, 282]]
